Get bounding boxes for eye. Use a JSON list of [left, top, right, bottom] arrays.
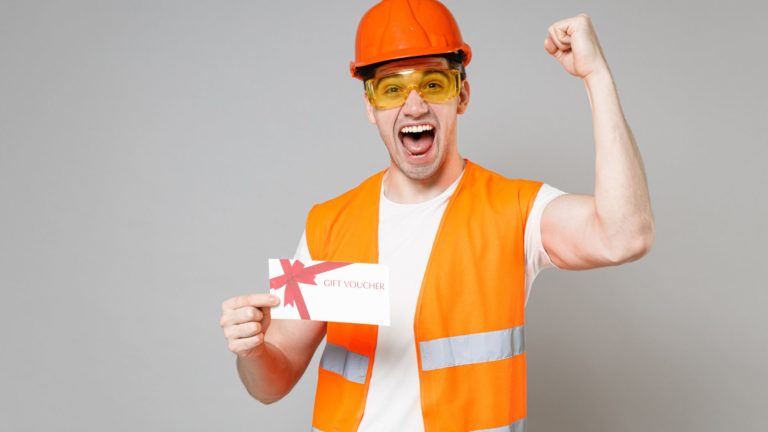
[[422, 80, 446, 93], [383, 85, 403, 94]]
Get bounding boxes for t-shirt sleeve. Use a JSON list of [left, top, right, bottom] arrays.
[[524, 183, 567, 304], [294, 230, 312, 261]]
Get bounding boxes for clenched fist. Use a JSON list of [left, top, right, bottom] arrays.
[[220, 293, 280, 358], [544, 13, 609, 80]]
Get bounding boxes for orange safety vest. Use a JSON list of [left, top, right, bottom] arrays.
[[306, 160, 542, 432]]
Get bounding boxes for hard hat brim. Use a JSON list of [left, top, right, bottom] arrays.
[[350, 44, 472, 79]]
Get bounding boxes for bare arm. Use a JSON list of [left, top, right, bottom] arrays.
[[221, 294, 326, 404], [540, 14, 655, 270]]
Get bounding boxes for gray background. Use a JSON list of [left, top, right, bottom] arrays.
[[1, 0, 766, 431]]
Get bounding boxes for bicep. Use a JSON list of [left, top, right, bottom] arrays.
[[540, 193, 615, 270]]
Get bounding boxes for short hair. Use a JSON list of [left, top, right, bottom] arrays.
[[357, 51, 468, 85]]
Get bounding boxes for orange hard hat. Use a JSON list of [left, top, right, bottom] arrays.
[[350, 0, 472, 79]]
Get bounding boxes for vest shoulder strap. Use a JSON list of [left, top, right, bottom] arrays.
[[306, 169, 385, 263], [456, 162, 543, 233]]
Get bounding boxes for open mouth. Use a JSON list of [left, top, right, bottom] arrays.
[[398, 124, 435, 157]]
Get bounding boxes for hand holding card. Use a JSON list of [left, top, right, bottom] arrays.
[[268, 259, 390, 326]]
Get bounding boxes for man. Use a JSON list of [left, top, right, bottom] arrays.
[[219, 0, 655, 430]]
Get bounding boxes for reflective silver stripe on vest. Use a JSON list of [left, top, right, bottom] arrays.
[[319, 343, 369, 384], [314, 416, 525, 432], [419, 326, 525, 371], [472, 418, 526, 432]]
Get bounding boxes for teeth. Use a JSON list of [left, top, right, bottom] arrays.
[[401, 124, 434, 134]]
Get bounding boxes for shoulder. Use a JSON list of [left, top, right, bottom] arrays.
[[465, 161, 543, 205], [305, 170, 385, 250], [309, 170, 386, 219], [305, 170, 384, 261]]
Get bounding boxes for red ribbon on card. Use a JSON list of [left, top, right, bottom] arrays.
[[269, 259, 352, 320]]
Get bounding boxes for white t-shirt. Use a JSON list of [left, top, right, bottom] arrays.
[[294, 173, 566, 431]]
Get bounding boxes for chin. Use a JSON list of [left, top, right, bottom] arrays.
[[397, 157, 443, 181], [395, 140, 444, 179]]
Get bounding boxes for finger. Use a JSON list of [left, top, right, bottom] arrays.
[[557, 14, 591, 38], [544, 35, 558, 55], [224, 321, 262, 340], [222, 293, 280, 312], [219, 306, 264, 327], [547, 26, 570, 52], [228, 334, 264, 356]]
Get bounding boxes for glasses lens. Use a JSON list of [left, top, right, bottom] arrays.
[[419, 70, 455, 101], [366, 69, 461, 109]]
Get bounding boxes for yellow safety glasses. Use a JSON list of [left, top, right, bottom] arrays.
[[365, 68, 462, 110]]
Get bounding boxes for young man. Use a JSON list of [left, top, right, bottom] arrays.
[[219, 1, 655, 430]]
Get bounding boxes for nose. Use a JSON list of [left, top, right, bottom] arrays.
[[402, 89, 429, 117]]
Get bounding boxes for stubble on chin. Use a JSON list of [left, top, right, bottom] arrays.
[[394, 145, 443, 181]]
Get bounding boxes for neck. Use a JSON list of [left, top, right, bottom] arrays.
[[383, 154, 465, 204]]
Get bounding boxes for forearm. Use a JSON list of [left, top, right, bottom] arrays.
[[236, 341, 298, 404], [584, 65, 655, 260]]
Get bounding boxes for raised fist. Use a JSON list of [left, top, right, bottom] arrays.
[[544, 13, 609, 80]]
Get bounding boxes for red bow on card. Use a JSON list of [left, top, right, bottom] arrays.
[[269, 259, 352, 320]]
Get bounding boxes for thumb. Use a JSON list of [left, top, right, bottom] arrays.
[[544, 35, 558, 55], [261, 305, 272, 333]]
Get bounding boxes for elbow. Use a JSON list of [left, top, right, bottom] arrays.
[[239, 371, 291, 405], [256, 395, 283, 405], [606, 219, 656, 265], [251, 388, 288, 405], [628, 228, 655, 261]]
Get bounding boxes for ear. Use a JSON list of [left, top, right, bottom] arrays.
[[457, 79, 471, 115], [363, 92, 376, 124]]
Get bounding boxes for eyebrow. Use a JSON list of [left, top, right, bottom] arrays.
[[375, 68, 452, 78], [375, 60, 450, 75]]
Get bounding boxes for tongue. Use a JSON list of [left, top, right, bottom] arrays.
[[402, 133, 434, 156]]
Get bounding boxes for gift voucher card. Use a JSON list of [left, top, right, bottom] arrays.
[[268, 259, 390, 326]]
